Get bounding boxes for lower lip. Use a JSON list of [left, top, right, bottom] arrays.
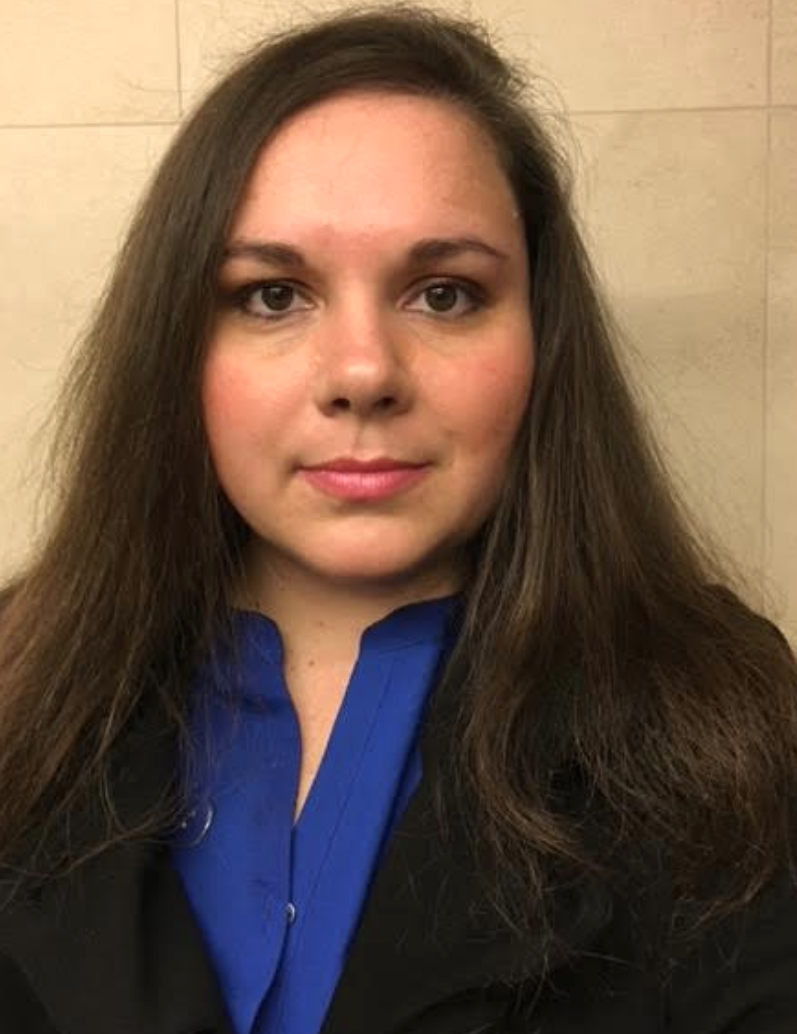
[[299, 466, 430, 501]]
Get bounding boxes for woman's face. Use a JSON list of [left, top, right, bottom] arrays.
[[203, 91, 534, 598]]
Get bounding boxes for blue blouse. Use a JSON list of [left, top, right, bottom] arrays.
[[171, 597, 459, 1034]]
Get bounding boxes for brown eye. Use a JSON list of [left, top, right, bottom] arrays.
[[424, 284, 460, 312], [232, 280, 313, 321], [408, 280, 485, 318], [256, 283, 296, 312]]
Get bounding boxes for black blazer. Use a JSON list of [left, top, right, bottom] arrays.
[[0, 670, 796, 1034]]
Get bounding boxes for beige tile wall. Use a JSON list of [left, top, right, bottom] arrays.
[[1, 0, 795, 640]]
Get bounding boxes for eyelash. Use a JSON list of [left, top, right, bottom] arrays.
[[227, 278, 488, 322]]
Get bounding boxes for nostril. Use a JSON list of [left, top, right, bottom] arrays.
[[327, 393, 399, 414]]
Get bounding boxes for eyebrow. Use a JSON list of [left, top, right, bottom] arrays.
[[221, 235, 510, 267]]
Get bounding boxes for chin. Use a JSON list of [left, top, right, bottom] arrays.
[[300, 540, 462, 592], [314, 558, 440, 589]]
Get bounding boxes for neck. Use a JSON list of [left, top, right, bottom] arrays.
[[236, 548, 462, 673]]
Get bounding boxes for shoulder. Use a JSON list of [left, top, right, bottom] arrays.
[[524, 864, 797, 1033], [662, 865, 797, 1032], [0, 954, 59, 1033]]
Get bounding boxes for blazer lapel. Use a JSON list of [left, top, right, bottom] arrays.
[[0, 714, 234, 1034], [320, 677, 613, 1034], [0, 842, 233, 1034]]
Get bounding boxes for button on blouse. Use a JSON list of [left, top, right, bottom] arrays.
[[171, 596, 460, 1034]]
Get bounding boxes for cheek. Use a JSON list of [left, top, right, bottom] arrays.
[[202, 358, 251, 452], [201, 351, 296, 455], [448, 348, 534, 460]]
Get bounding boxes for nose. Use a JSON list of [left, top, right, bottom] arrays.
[[312, 299, 413, 418]]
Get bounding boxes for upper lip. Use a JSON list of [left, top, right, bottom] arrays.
[[302, 457, 427, 472]]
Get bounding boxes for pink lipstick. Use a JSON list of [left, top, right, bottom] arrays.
[[299, 457, 430, 501]]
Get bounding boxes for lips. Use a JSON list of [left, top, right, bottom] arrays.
[[303, 457, 424, 473], [298, 457, 430, 500]]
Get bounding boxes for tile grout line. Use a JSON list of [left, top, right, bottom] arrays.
[[174, 0, 184, 120], [0, 121, 181, 131], [566, 103, 797, 117], [761, 0, 774, 607], [3, 106, 797, 133]]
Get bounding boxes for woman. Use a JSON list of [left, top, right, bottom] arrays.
[[0, 5, 795, 1033]]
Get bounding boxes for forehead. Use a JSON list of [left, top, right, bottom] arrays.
[[228, 91, 522, 247]]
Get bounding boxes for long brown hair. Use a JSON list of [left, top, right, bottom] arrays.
[[1, 3, 795, 963]]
